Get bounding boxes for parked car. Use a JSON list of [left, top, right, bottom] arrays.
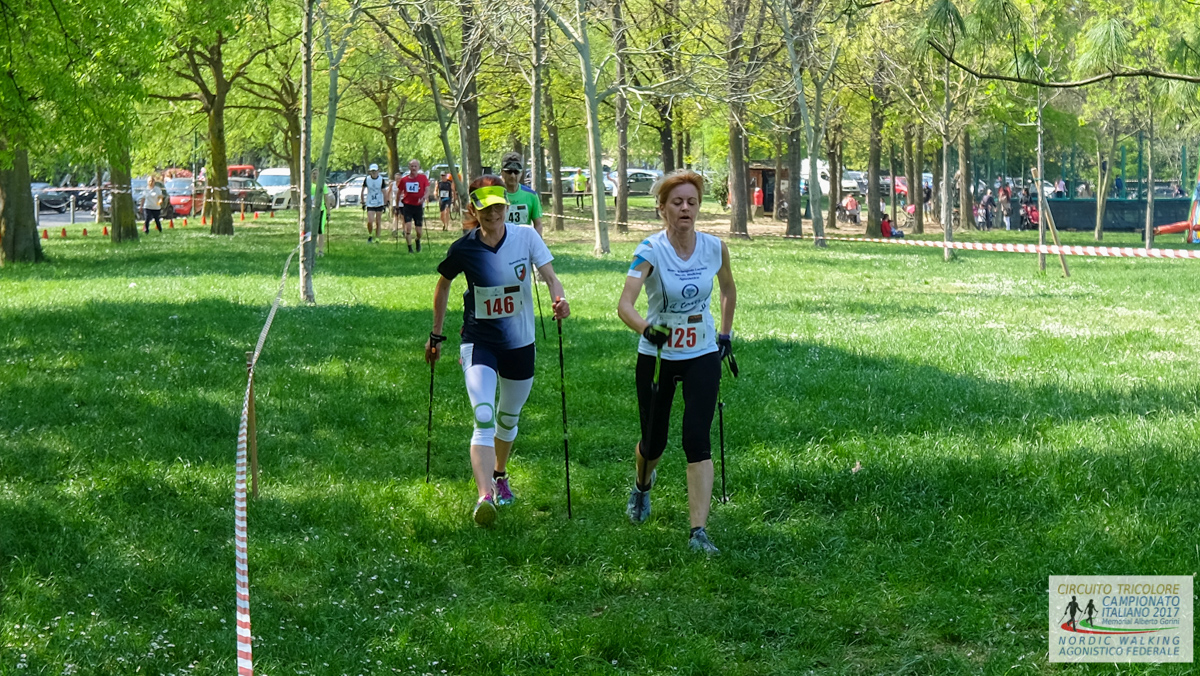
[[228, 177, 272, 211], [609, 168, 661, 195], [256, 168, 294, 210], [165, 178, 202, 216], [228, 165, 257, 180], [841, 170, 866, 195], [338, 175, 367, 207], [30, 183, 71, 212]]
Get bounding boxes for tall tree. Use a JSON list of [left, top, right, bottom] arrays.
[[158, 0, 282, 235]]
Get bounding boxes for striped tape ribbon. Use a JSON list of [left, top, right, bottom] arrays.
[[792, 235, 1200, 259], [234, 235, 308, 676], [554, 212, 1199, 259]]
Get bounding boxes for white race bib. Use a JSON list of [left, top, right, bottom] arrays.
[[474, 284, 524, 320], [406, 181, 421, 193], [505, 204, 529, 225], [661, 311, 708, 352]]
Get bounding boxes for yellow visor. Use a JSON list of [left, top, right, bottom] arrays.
[[470, 185, 509, 209]]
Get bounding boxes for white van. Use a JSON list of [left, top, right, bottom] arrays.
[[257, 168, 294, 210]]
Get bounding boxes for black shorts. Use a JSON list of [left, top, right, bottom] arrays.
[[440, 200, 452, 212], [402, 203, 424, 227], [462, 342, 535, 381], [366, 205, 385, 213], [636, 351, 721, 464]]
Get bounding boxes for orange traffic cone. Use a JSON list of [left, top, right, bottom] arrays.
[[169, 218, 175, 229], [253, 211, 259, 220], [61, 227, 67, 238], [42, 229, 49, 239], [82, 228, 88, 236], [182, 217, 188, 227], [269, 210, 275, 218], [102, 226, 108, 236], [202, 215, 207, 225], [240, 210, 245, 221]]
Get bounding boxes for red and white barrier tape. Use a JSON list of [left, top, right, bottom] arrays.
[[789, 234, 1200, 259], [233, 235, 307, 676], [554, 212, 1200, 259]]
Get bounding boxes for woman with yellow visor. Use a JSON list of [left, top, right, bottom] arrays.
[[425, 175, 570, 526]]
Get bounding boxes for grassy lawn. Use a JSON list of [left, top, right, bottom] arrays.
[[3, 212, 1200, 675]]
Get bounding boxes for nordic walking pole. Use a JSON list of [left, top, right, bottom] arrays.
[[555, 300, 571, 518], [426, 360, 435, 483], [426, 333, 446, 483], [717, 340, 739, 504], [534, 274, 548, 340], [717, 384, 726, 503]]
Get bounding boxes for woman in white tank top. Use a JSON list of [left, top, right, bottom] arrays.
[[616, 169, 738, 555]]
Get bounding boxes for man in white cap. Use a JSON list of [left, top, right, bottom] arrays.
[[361, 164, 388, 243]]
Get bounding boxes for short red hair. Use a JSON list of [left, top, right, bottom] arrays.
[[651, 169, 704, 207], [463, 174, 505, 228]]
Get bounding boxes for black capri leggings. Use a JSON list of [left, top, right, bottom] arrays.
[[636, 351, 721, 464]]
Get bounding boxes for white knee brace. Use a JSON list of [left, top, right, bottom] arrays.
[[470, 402, 495, 447]]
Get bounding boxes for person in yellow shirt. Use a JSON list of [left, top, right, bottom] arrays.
[[573, 169, 588, 209]]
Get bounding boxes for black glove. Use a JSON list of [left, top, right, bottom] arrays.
[[642, 324, 669, 347], [717, 334, 739, 377], [429, 332, 447, 347]]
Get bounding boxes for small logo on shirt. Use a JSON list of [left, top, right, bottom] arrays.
[[682, 283, 699, 299], [514, 263, 527, 282]]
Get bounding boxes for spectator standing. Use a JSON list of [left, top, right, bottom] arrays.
[[141, 176, 166, 233]]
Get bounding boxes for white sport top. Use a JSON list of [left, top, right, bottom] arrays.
[[633, 230, 723, 360], [364, 174, 386, 207]]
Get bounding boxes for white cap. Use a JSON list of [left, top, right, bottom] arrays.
[[369, 163, 379, 171]]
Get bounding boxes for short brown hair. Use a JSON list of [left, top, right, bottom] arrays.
[[651, 169, 704, 207], [463, 174, 506, 228]]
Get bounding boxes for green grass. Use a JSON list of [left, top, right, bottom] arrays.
[[3, 212, 1200, 675]]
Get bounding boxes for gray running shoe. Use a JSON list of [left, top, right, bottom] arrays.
[[473, 495, 497, 527], [625, 470, 656, 524], [688, 527, 720, 555]]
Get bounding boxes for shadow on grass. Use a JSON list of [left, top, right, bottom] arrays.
[[6, 295, 1200, 673]]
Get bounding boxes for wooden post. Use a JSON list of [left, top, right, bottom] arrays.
[[246, 351, 259, 499], [1043, 204, 1071, 278]]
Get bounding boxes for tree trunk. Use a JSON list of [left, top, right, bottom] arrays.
[[773, 134, 784, 222], [383, 117, 400, 179], [287, 110, 302, 209], [530, 0, 545, 207], [544, 70, 564, 231], [675, 118, 685, 172], [889, 142, 897, 225], [786, 102, 804, 237], [1145, 113, 1155, 248], [458, 1, 483, 178], [826, 131, 840, 217], [0, 145, 43, 265], [903, 123, 915, 221], [866, 97, 883, 237], [656, 101, 676, 173], [931, 137, 942, 225], [958, 127, 973, 231], [612, 0, 629, 233], [299, 0, 314, 304], [108, 141, 139, 242], [208, 96, 234, 235], [914, 124, 925, 234], [728, 105, 750, 236], [1094, 125, 1117, 241]]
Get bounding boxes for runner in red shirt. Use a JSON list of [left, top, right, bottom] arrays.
[[401, 159, 430, 253]]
